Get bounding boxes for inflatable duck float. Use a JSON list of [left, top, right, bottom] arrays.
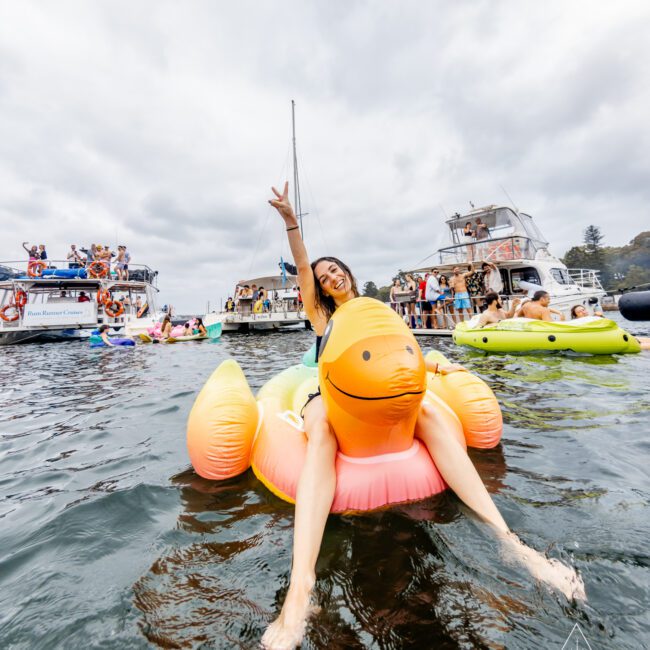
[[187, 298, 503, 513]]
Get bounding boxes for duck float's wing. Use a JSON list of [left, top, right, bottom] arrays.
[[187, 360, 259, 480], [425, 350, 503, 449]]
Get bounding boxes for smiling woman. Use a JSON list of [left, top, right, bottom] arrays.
[[185, 182, 586, 650]]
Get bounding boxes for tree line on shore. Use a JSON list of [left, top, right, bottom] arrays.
[[362, 226, 650, 300], [562, 226, 650, 292]]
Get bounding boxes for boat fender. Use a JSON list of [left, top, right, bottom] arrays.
[[619, 291, 650, 322]]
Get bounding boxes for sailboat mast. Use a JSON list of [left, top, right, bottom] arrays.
[[291, 100, 304, 240]]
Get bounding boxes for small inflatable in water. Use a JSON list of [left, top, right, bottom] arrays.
[[619, 290, 650, 322], [454, 316, 641, 354], [187, 298, 502, 512], [89, 330, 135, 348]]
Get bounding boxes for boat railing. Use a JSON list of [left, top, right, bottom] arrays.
[[567, 268, 604, 291], [0, 298, 135, 331], [226, 299, 305, 319], [434, 236, 538, 265], [0, 260, 158, 286]]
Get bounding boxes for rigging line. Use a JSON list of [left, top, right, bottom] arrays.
[[248, 143, 292, 275], [406, 233, 446, 270], [248, 204, 273, 275], [298, 157, 330, 251], [279, 144, 292, 263]]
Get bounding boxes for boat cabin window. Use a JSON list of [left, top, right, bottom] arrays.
[[509, 267, 541, 293], [550, 268, 572, 285]]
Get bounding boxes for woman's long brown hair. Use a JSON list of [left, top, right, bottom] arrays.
[[310, 256, 359, 321]]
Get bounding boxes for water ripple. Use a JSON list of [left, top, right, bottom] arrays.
[[1, 316, 649, 648]]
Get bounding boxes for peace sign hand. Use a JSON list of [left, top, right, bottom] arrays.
[[269, 181, 297, 225]]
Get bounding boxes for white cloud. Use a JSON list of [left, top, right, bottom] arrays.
[[1, 1, 648, 311]]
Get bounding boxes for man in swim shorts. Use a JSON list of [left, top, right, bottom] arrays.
[[450, 265, 474, 323]]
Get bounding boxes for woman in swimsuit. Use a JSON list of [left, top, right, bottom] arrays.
[[159, 315, 172, 340], [194, 317, 207, 336], [262, 183, 584, 650], [404, 273, 419, 328], [389, 277, 402, 314]]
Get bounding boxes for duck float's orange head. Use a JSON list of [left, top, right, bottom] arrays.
[[318, 297, 426, 457]]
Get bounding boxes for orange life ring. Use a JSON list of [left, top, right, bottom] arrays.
[[96, 289, 111, 305], [88, 261, 109, 278], [14, 290, 27, 308], [27, 260, 47, 277], [104, 300, 124, 318], [0, 305, 20, 322]]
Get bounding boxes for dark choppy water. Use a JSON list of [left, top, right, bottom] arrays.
[[1, 315, 649, 649]]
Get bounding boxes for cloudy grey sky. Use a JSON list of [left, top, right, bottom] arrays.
[[2, 1, 649, 312]]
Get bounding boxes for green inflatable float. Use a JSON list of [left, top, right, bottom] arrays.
[[453, 317, 641, 354]]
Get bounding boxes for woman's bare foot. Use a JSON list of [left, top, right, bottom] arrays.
[[261, 579, 316, 650], [501, 532, 586, 601]]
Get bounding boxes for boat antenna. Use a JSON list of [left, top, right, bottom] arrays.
[[291, 100, 306, 240], [499, 184, 519, 214], [438, 203, 449, 220]]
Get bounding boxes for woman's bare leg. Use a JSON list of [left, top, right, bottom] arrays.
[[262, 397, 337, 649], [415, 403, 585, 600]]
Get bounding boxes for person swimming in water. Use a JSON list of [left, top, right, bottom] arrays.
[[261, 182, 584, 650], [97, 324, 114, 346]]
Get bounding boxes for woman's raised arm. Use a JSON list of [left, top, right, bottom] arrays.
[[269, 182, 319, 321]]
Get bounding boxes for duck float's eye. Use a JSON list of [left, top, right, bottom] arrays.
[[406, 345, 414, 355], [362, 350, 371, 361]]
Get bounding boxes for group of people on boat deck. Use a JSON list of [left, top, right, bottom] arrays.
[[21, 242, 131, 280], [390, 261, 503, 329], [231, 284, 302, 315], [234, 284, 272, 314]]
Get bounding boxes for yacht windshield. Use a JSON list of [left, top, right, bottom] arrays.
[[448, 207, 518, 243], [518, 213, 548, 244], [550, 268, 572, 285]]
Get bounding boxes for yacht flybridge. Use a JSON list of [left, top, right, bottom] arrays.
[[0, 260, 160, 346], [408, 205, 605, 332]]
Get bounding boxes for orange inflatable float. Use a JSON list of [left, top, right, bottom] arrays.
[[187, 298, 502, 512]]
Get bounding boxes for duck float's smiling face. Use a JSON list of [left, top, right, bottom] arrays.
[[318, 298, 426, 424]]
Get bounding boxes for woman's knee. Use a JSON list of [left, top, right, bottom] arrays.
[[417, 403, 463, 446], [303, 402, 337, 453]]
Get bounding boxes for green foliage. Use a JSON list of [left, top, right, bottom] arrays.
[[376, 285, 391, 302], [362, 281, 378, 298], [584, 225, 604, 252], [614, 264, 650, 290], [564, 228, 650, 291]]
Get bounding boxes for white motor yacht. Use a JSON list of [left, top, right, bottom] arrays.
[[0, 259, 160, 346], [407, 204, 606, 334]]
